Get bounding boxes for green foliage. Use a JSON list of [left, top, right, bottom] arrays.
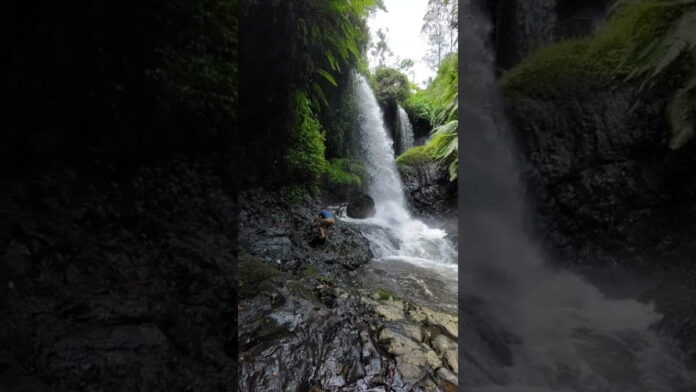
[[241, 0, 376, 186], [430, 121, 459, 180], [325, 158, 366, 187], [372, 67, 411, 103], [397, 53, 458, 179], [500, 40, 613, 98], [238, 257, 281, 298], [424, 53, 458, 126], [287, 92, 328, 185], [396, 121, 457, 180], [403, 89, 434, 124], [291, 0, 377, 111], [376, 288, 393, 301], [620, 3, 696, 149], [396, 145, 433, 166], [501, 0, 696, 148]]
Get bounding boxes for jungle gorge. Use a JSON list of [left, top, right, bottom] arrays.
[[1, 0, 696, 391]]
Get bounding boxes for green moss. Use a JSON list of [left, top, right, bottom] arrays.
[[376, 289, 393, 301], [396, 146, 432, 166], [238, 258, 281, 298], [500, 0, 688, 100], [501, 40, 612, 98], [396, 131, 453, 166], [324, 158, 365, 188]]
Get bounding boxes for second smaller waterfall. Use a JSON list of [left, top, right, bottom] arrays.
[[398, 106, 414, 152]]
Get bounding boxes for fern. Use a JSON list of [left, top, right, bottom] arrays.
[[432, 120, 459, 180], [292, 0, 376, 109], [623, 3, 696, 148]]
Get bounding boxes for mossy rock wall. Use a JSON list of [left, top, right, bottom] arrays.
[[504, 72, 696, 269]]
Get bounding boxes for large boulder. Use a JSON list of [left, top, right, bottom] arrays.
[[397, 159, 458, 241], [346, 193, 376, 219], [239, 190, 373, 280]]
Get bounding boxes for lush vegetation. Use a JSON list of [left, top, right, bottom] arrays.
[[398, 53, 458, 180], [241, 0, 383, 193], [501, 0, 696, 149], [325, 158, 367, 188], [371, 67, 411, 103]]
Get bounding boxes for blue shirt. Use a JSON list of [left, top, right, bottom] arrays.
[[318, 210, 333, 219]]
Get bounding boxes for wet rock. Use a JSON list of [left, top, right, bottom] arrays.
[[377, 328, 442, 382], [408, 305, 458, 339], [397, 159, 458, 241], [240, 190, 372, 281], [432, 334, 458, 374], [347, 193, 376, 219], [506, 84, 696, 270], [373, 301, 405, 321]]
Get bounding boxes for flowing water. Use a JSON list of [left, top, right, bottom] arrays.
[[339, 74, 458, 313], [458, 0, 696, 390], [398, 106, 414, 152]]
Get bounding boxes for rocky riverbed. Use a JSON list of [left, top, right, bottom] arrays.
[[238, 190, 459, 392]]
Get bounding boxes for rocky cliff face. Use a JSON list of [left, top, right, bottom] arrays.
[[505, 86, 696, 270], [487, 0, 607, 69], [397, 160, 458, 240]]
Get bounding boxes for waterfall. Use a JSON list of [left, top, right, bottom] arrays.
[[342, 74, 456, 275], [398, 106, 414, 152], [458, 0, 696, 390]]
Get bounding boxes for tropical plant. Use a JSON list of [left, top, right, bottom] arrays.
[[501, 0, 696, 150], [398, 51, 458, 180], [431, 120, 458, 180], [291, 0, 383, 110], [618, 0, 696, 149], [287, 92, 328, 186]]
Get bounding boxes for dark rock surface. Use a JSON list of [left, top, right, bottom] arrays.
[[0, 162, 236, 391], [347, 193, 376, 219], [486, 0, 608, 70], [238, 190, 459, 391], [397, 160, 458, 240], [506, 85, 696, 360], [239, 190, 373, 281], [507, 86, 696, 270], [238, 275, 459, 392]]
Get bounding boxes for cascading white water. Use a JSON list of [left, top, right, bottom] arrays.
[[459, 0, 696, 390], [343, 74, 456, 274], [398, 106, 414, 152]]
